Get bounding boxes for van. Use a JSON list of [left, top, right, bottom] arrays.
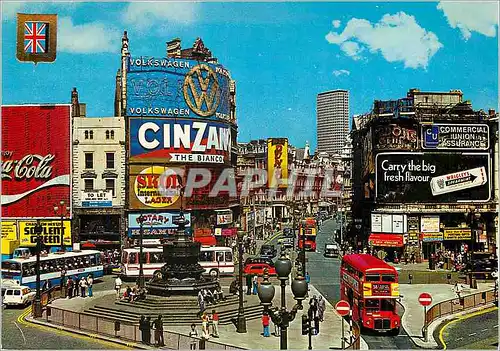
[[3, 286, 35, 307]]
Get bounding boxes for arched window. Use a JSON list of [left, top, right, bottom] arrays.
[[110, 130, 115, 139], [89, 130, 94, 139], [84, 130, 89, 139], [105, 130, 110, 139]]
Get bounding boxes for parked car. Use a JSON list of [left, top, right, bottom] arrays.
[[3, 286, 35, 307], [259, 244, 277, 259], [243, 262, 276, 276], [282, 237, 294, 249], [244, 256, 275, 267]]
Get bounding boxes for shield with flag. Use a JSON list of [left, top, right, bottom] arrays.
[[17, 13, 57, 63]]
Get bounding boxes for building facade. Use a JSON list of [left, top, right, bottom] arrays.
[[317, 90, 349, 156], [115, 33, 239, 247], [71, 88, 126, 249], [351, 88, 498, 261]]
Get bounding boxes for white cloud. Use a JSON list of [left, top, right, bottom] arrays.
[[122, 2, 199, 29], [333, 69, 350, 77], [437, 1, 498, 40], [332, 19, 341, 28], [58, 17, 120, 53], [325, 12, 443, 69]]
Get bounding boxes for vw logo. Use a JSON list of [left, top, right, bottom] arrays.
[[183, 64, 220, 117]]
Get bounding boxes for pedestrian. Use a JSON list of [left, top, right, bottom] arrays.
[[318, 295, 326, 322], [197, 290, 205, 317], [115, 276, 122, 299], [189, 323, 198, 350], [201, 312, 209, 336], [139, 315, 148, 344], [79, 276, 87, 297], [308, 296, 318, 335], [410, 252, 416, 264], [87, 274, 93, 297], [273, 318, 280, 337], [211, 310, 219, 338], [145, 316, 152, 345], [153, 315, 164, 347], [305, 272, 311, 284], [67, 276, 74, 299], [453, 282, 463, 299], [252, 275, 258, 295], [246, 274, 252, 295], [262, 312, 270, 337]]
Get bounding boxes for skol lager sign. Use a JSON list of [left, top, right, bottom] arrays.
[[267, 138, 288, 188]]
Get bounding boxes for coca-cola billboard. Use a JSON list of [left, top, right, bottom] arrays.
[[1, 105, 72, 218]]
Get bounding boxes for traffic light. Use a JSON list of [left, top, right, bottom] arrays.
[[302, 315, 309, 335]]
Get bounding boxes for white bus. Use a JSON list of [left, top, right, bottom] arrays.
[[120, 246, 234, 279]]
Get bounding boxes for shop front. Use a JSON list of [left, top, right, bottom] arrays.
[[368, 233, 404, 262], [75, 208, 123, 250]]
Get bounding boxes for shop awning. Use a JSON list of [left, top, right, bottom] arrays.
[[368, 234, 404, 248]]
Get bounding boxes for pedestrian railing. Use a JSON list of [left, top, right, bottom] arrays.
[[40, 305, 244, 350], [424, 288, 496, 328]]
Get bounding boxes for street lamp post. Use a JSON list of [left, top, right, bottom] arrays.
[[301, 219, 307, 277], [257, 252, 308, 350], [236, 228, 247, 333], [53, 200, 68, 253], [138, 215, 145, 288], [33, 220, 43, 318]]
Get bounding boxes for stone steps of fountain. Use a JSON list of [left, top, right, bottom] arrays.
[[115, 296, 241, 310], [83, 303, 263, 325]]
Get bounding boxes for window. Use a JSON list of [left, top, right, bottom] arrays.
[[225, 251, 233, 262], [106, 152, 115, 169], [85, 153, 93, 169], [106, 179, 115, 197], [365, 299, 379, 309], [84, 179, 94, 191], [199, 251, 214, 262], [381, 299, 395, 311], [110, 130, 115, 139], [381, 274, 396, 282], [105, 130, 110, 139], [216, 252, 224, 262], [6, 290, 13, 296], [14, 290, 21, 296], [89, 130, 94, 139], [366, 274, 380, 282], [84, 131, 89, 139]]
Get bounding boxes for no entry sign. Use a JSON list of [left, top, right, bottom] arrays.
[[335, 300, 351, 316], [418, 292, 432, 306]]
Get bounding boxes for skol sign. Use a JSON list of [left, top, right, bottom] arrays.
[[267, 138, 288, 188]]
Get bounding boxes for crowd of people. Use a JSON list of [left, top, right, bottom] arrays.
[[138, 314, 164, 347], [101, 249, 121, 267], [197, 286, 225, 315], [65, 274, 94, 298]]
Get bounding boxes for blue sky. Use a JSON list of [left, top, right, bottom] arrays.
[[2, 1, 498, 152]]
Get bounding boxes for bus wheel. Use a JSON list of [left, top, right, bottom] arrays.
[[389, 327, 400, 336], [209, 269, 219, 278]]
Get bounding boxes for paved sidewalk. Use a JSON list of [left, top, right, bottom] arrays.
[[399, 282, 494, 348], [166, 283, 368, 350]]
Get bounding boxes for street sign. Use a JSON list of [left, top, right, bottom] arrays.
[[335, 300, 351, 316], [418, 292, 432, 306]]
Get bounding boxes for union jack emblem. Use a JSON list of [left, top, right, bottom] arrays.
[[24, 22, 47, 54]]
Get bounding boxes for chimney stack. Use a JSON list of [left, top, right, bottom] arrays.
[[71, 87, 80, 117], [167, 38, 181, 58]]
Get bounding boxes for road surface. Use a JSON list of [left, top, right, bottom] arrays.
[[310, 218, 416, 349], [435, 306, 498, 349]]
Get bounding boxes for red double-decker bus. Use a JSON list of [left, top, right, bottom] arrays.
[[340, 254, 400, 335], [297, 217, 317, 251]]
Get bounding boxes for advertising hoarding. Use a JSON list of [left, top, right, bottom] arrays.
[[375, 152, 490, 203], [373, 124, 417, 150], [129, 165, 183, 210], [421, 215, 440, 233], [1, 221, 18, 240], [267, 138, 288, 188], [1, 105, 71, 218], [126, 57, 232, 121], [421, 124, 489, 150], [407, 216, 419, 242], [216, 210, 233, 225], [81, 190, 112, 207], [421, 232, 443, 242], [128, 212, 192, 238], [443, 228, 472, 240], [129, 117, 232, 164], [19, 220, 72, 247]]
